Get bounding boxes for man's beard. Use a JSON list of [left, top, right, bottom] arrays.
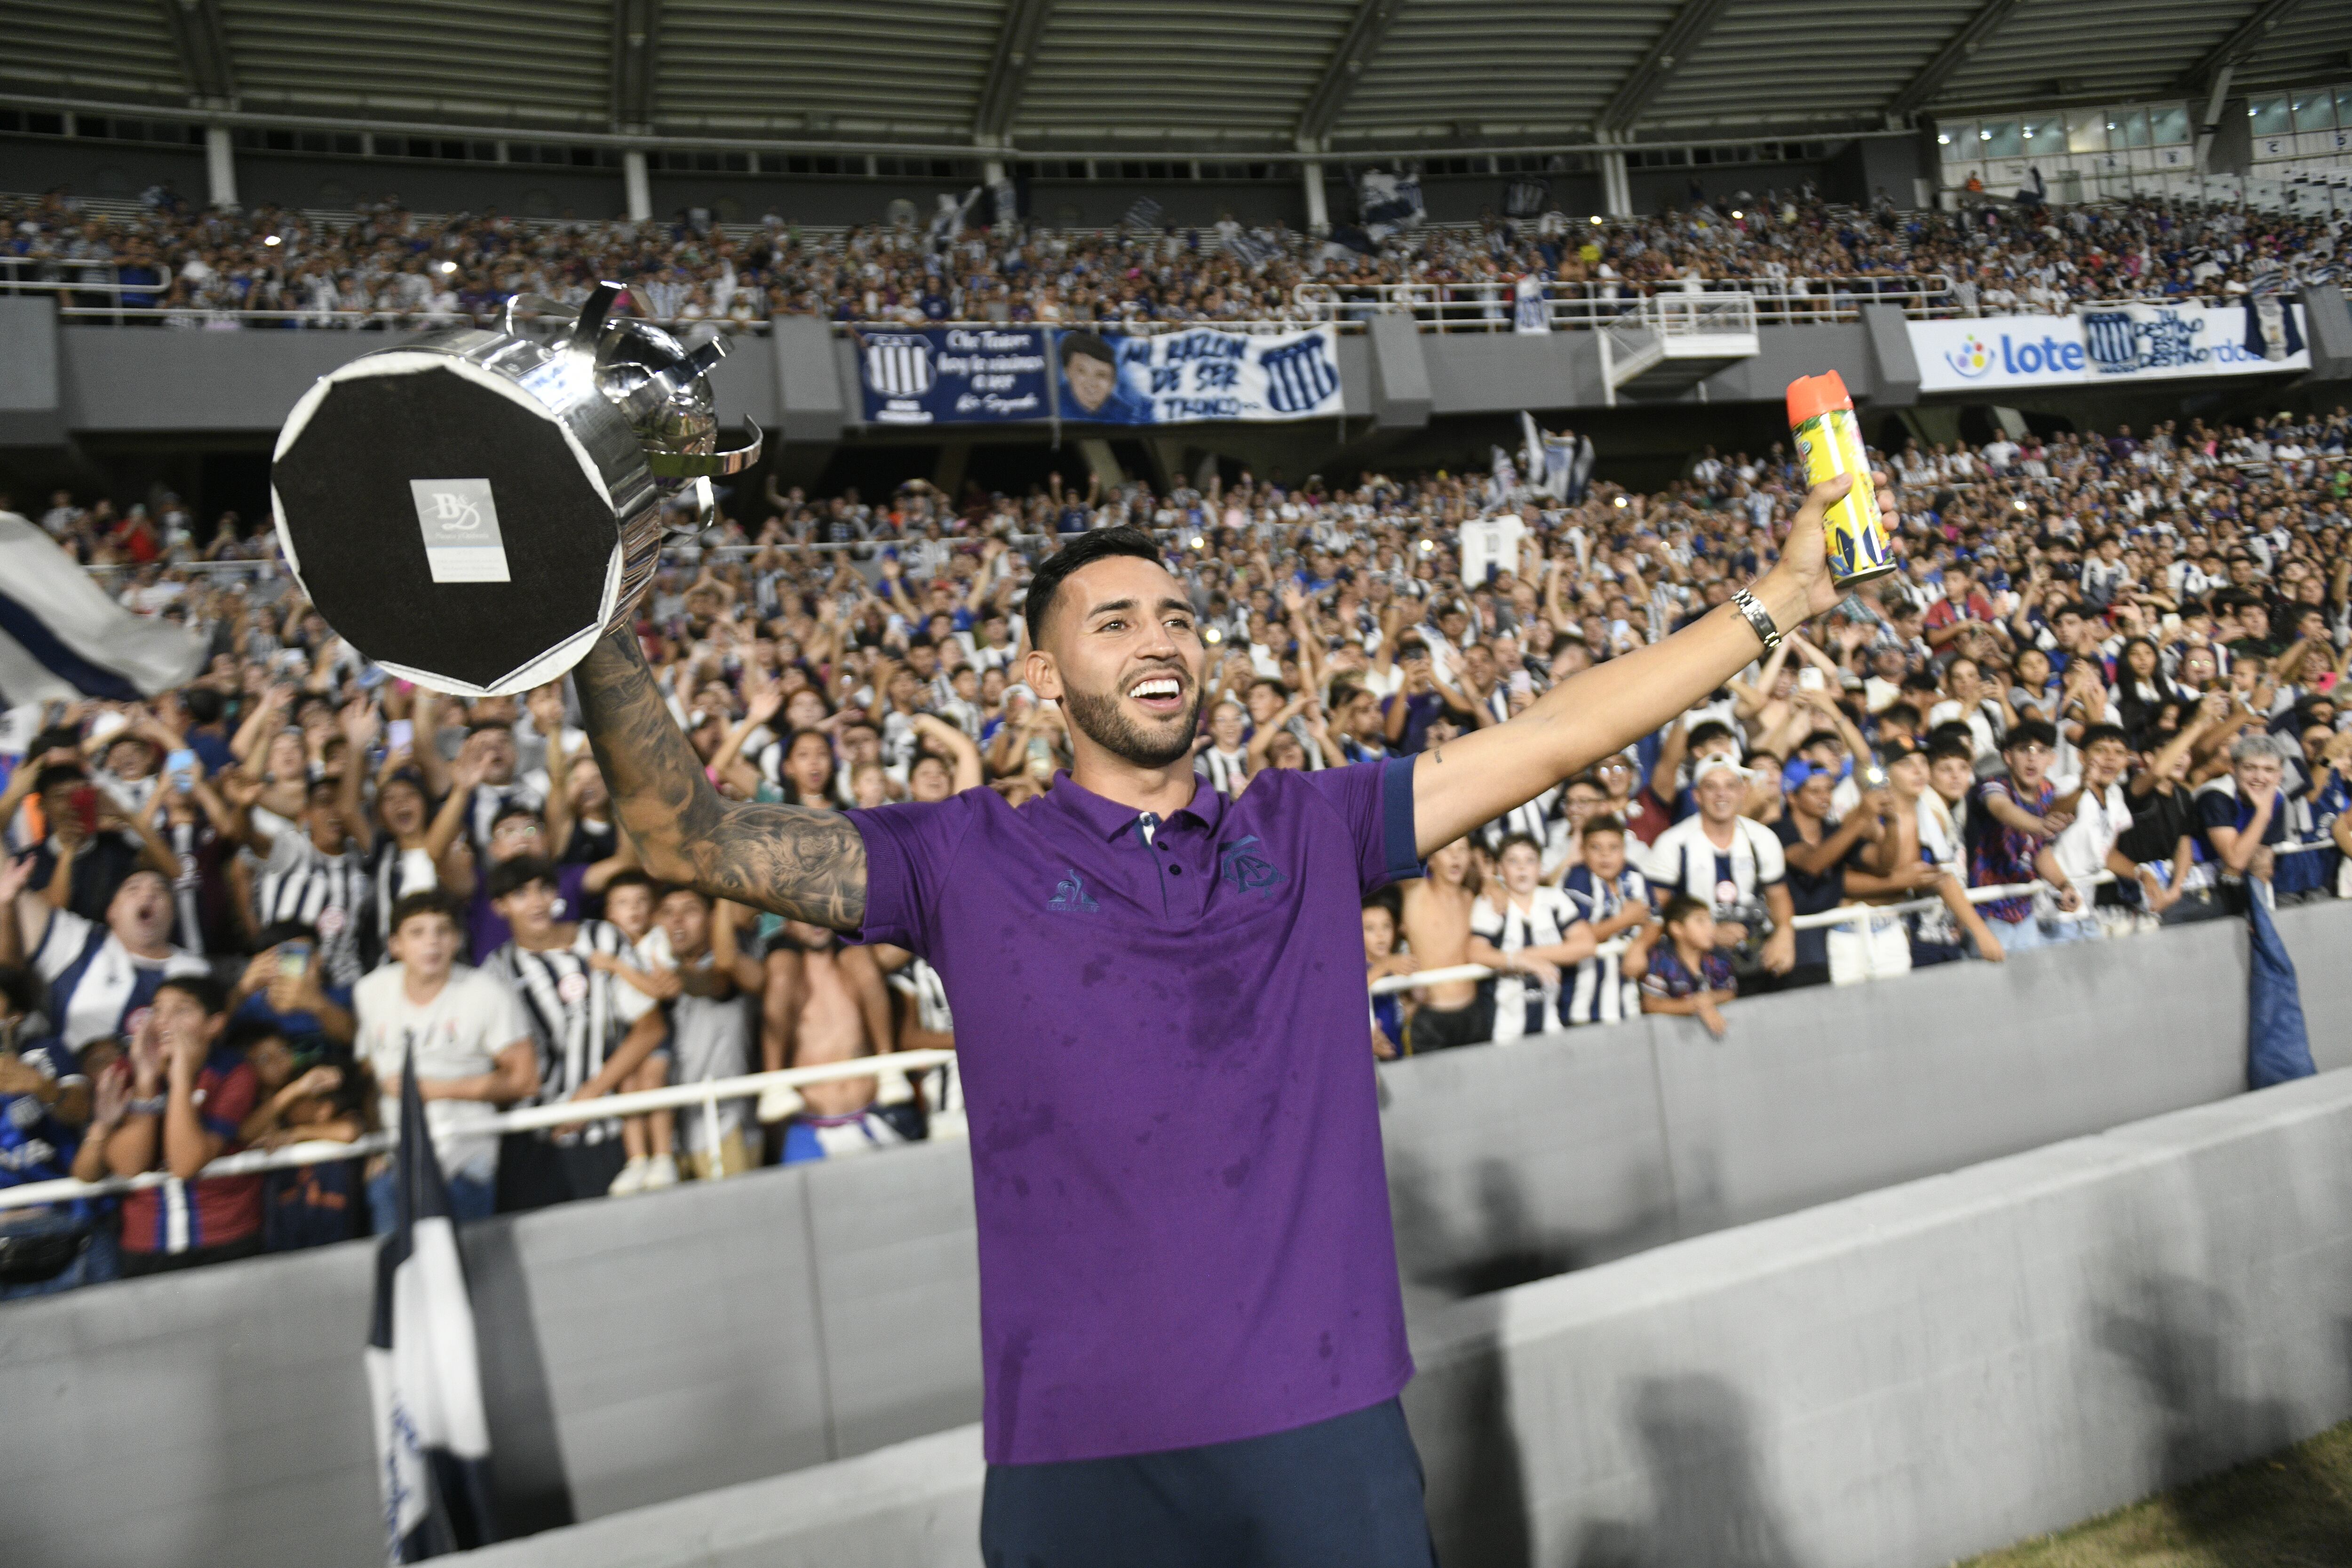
[[1062, 675, 1203, 769]]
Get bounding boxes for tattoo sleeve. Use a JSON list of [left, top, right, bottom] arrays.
[[573, 629, 866, 930]]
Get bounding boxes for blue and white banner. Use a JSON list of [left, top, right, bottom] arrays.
[[0, 513, 206, 704], [856, 326, 1051, 426], [1909, 302, 2309, 393], [367, 1048, 497, 1562], [1054, 326, 1344, 424]]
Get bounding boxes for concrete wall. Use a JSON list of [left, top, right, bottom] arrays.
[[5, 900, 2346, 1568], [427, 1036, 2352, 1568]]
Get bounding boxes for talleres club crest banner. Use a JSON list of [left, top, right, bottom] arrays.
[[855, 324, 1345, 425]]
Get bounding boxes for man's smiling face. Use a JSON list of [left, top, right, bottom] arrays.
[[1028, 553, 1208, 769]]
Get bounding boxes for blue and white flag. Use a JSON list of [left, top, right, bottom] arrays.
[[0, 514, 206, 704], [367, 1046, 497, 1563], [1055, 326, 1343, 424], [1512, 274, 1551, 335], [2245, 896, 2316, 1091]]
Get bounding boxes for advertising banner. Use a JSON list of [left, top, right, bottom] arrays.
[[1909, 302, 2307, 393], [1054, 326, 1345, 424], [856, 326, 1050, 426], [2076, 299, 2310, 381]]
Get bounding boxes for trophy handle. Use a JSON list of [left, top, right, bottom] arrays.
[[497, 293, 581, 337], [643, 419, 764, 478]]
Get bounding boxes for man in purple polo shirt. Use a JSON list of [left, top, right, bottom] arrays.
[[572, 473, 1865, 1566]]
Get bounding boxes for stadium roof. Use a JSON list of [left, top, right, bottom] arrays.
[[8, 0, 2352, 157]]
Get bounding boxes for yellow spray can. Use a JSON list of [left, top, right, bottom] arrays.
[[1786, 370, 1896, 586]]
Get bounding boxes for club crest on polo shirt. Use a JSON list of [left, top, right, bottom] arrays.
[[1047, 868, 1099, 914], [1217, 836, 1288, 898]]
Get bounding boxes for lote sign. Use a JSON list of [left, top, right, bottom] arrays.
[[1908, 302, 2308, 393]]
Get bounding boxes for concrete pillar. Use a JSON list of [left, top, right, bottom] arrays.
[[1597, 134, 1631, 218], [204, 125, 238, 210], [623, 149, 652, 221], [1302, 159, 1329, 234], [982, 157, 1007, 186]]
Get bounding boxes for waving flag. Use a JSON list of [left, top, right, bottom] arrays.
[[2245, 897, 2316, 1091], [367, 1046, 497, 1562], [0, 514, 205, 702]]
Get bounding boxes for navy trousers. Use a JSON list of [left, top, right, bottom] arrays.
[[980, 1396, 1438, 1568]]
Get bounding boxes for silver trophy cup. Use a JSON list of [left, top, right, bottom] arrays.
[[270, 281, 761, 696]]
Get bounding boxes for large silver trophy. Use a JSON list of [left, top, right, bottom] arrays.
[[270, 283, 761, 695]]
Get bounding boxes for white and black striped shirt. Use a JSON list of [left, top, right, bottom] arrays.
[[370, 840, 441, 963], [1196, 746, 1249, 797], [1561, 866, 1648, 1025], [493, 921, 654, 1144], [256, 831, 373, 987], [1470, 885, 1582, 1043]]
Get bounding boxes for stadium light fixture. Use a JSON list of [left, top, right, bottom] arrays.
[[1938, 132, 1951, 144]]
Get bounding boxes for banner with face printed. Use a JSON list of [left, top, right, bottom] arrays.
[[1053, 326, 1345, 424]]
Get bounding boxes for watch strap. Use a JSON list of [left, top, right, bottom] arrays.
[[1731, 587, 1784, 653]]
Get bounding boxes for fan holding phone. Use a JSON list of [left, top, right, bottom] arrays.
[[0, 757, 183, 924]]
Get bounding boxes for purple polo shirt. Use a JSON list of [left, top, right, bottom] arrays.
[[849, 757, 1422, 1465]]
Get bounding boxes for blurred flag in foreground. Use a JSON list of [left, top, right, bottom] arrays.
[[367, 1046, 497, 1562], [0, 513, 206, 702], [2245, 897, 2316, 1091]]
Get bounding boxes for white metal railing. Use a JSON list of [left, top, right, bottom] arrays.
[[0, 1049, 953, 1213], [1366, 854, 2338, 1001], [1294, 274, 1952, 331]]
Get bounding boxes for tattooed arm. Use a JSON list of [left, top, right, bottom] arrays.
[[573, 628, 867, 930]]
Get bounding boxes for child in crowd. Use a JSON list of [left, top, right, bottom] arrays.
[[1634, 895, 1738, 1039], [1559, 817, 1653, 1025], [589, 868, 681, 1193]]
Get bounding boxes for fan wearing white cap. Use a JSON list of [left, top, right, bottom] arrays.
[[1638, 754, 1794, 983]]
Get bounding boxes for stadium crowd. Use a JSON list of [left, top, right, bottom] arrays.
[[1, 400, 2350, 1297], [2, 182, 2341, 331]]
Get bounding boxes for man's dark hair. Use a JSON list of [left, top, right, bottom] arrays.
[[2003, 718, 2059, 753], [1925, 719, 1976, 753], [1024, 525, 1166, 647], [1582, 814, 1627, 841], [491, 801, 541, 831], [1496, 831, 1542, 861], [487, 854, 558, 903], [1659, 893, 1711, 931], [389, 887, 467, 935], [1058, 330, 1116, 369], [2056, 600, 2094, 622], [33, 762, 87, 794], [1686, 719, 1736, 751], [179, 687, 223, 727], [2079, 723, 2130, 751], [603, 868, 657, 898], [1880, 701, 1923, 732], [155, 972, 229, 1018], [254, 918, 320, 953], [1925, 739, 1975, 768]]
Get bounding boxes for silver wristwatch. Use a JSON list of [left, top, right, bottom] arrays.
[[1730, 587, 1783, 653]]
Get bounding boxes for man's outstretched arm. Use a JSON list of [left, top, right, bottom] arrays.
[[1411, 473, 1869, 857], [573, 628, 866, 929]]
